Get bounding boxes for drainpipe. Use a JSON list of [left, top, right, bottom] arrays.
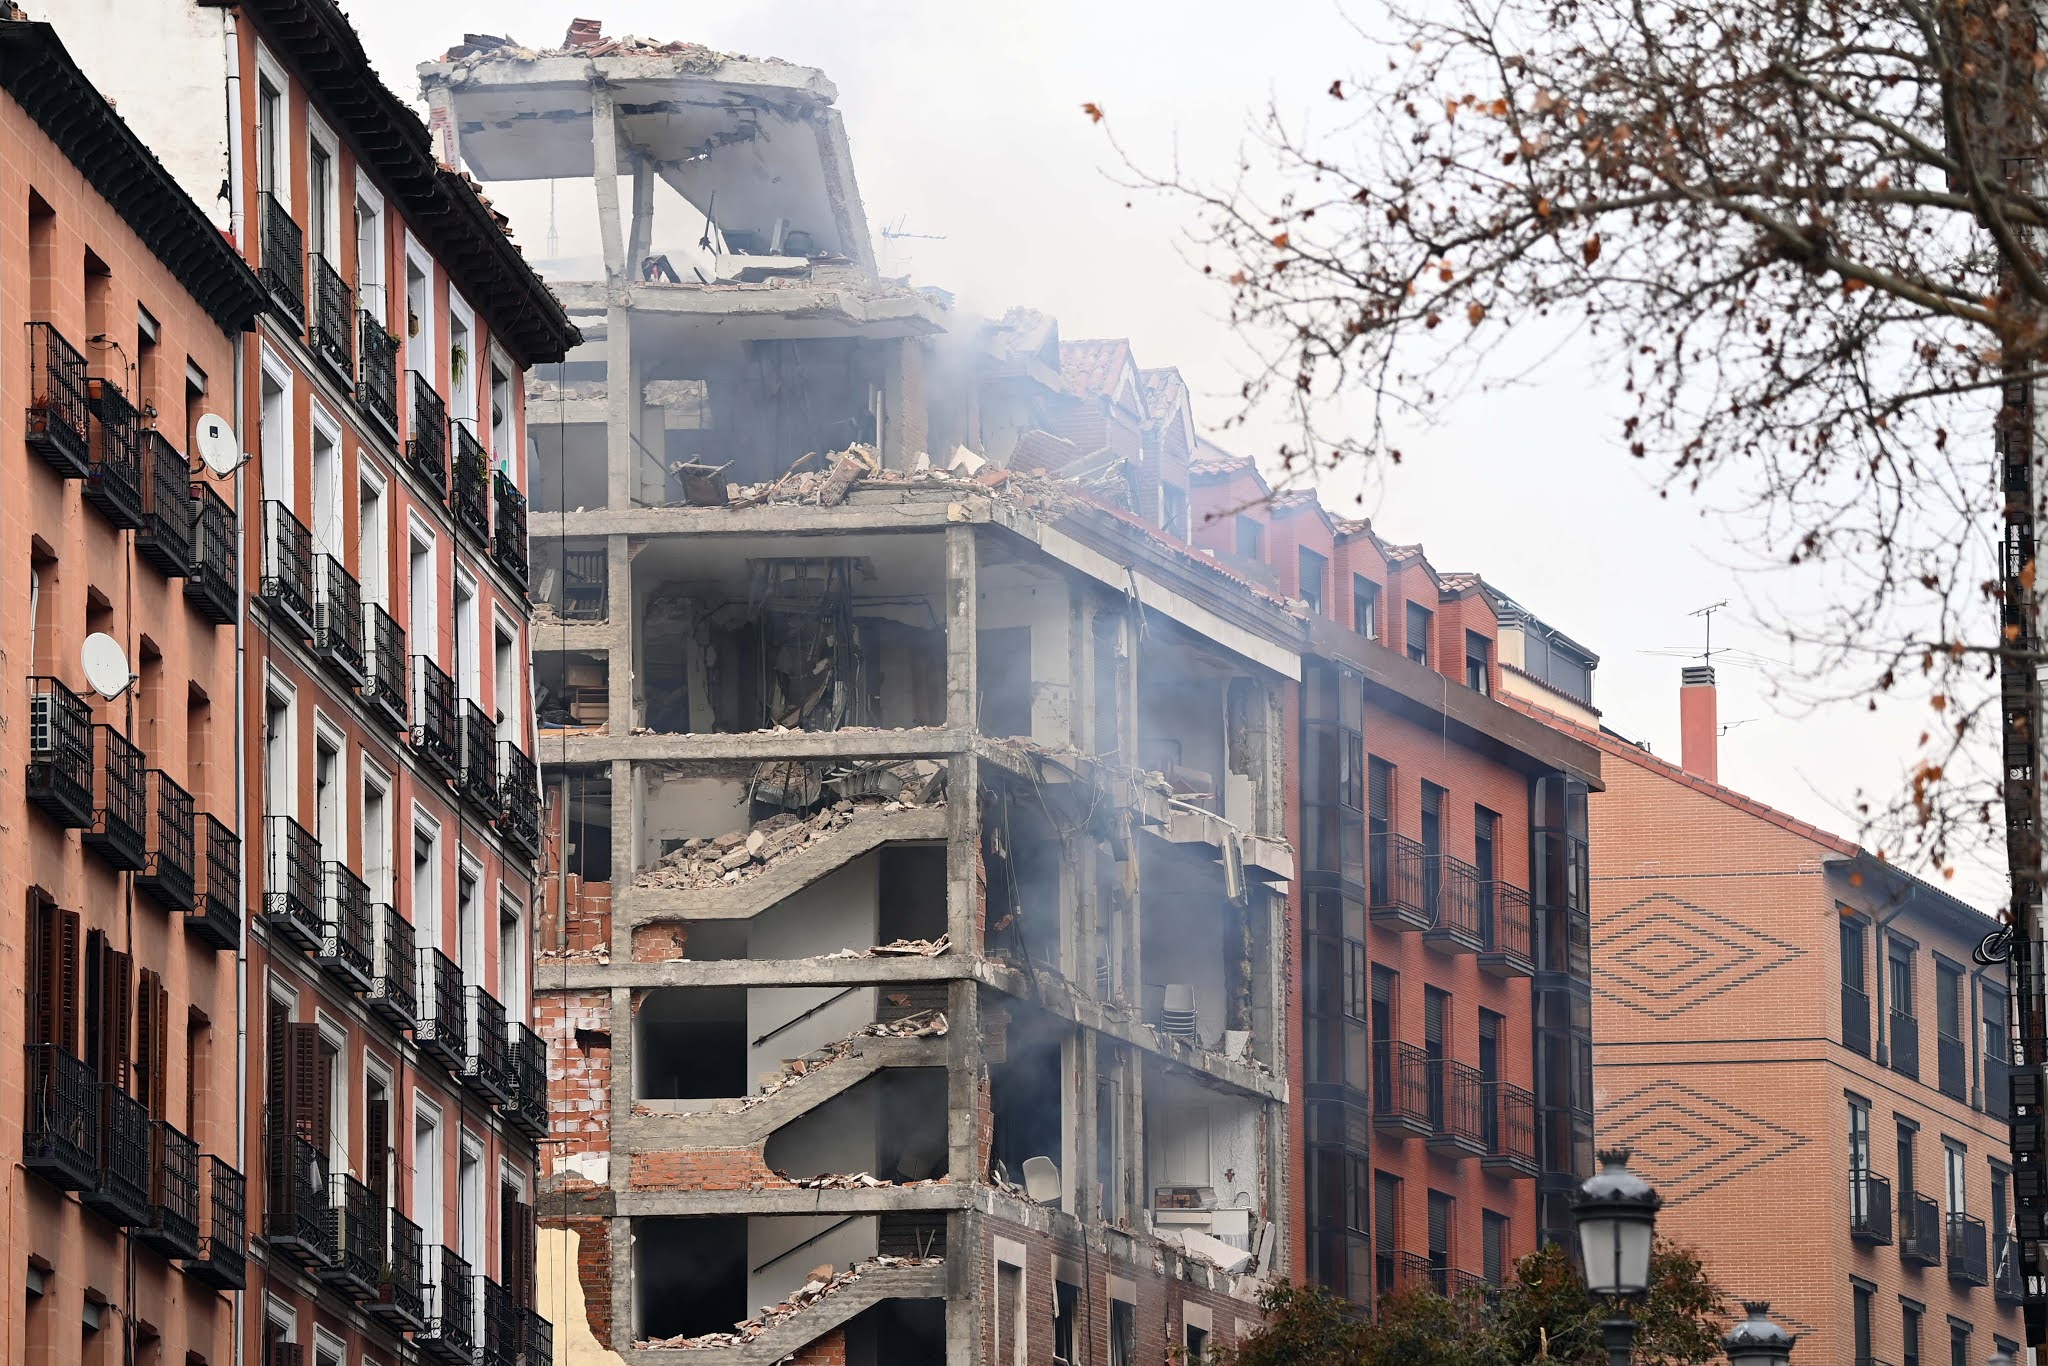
[[1971, 962, 1994, 1110], [223, 11, 245, 249]]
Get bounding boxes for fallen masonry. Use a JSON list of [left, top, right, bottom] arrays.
[[827, 935, 948, 959], [636, 780, 945, 892], [631, 1255, 944, 1350], [629, 1011, 949, 1115]]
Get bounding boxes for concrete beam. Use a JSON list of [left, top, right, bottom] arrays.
[[421, 53, 840, 105], [550, 726, 972, 766], [613, 1184, 968, 1218], [539, 954, 969, 991], [546, 280, 947, 336], [590, 81, 626, 279], [531, 620, 613, 653], [617, 1037, 950, 1148], [538, 497, 977, 540]]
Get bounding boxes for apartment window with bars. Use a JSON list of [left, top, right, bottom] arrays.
[[1353, 576, 1380, 639], [1841, 916, 1870, 1055]]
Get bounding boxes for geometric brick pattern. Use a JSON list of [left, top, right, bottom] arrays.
[[1597, 891, 1806, 1019], [1599, 1080, 1808, 1206]]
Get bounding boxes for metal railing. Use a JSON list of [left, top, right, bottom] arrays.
[[465, 986, 514, 1104], [366, 902, 419, 1031], [481, 1275, 520, 1366], [1368, 832, 1429, 927], [185, 482, 238, 626], [412, 655, 460, 781], [417, 948, 466, 1071], [1477, 881, 1533, 976], [408, 372, 449, 498], [87, 725, 147, 872], [186, 1155, 247, 1290], [1889, 1011, 1920, 1081], [498, 742, 541, 860], [320, 1171, 382, 1299], [85, 377, 145, 528], [26, 320, 91, 475], [1937, 1027, 1967, 1102], [138, 431, 195, 575], [263, 815, 323, 951], [1425, 1057, 1489, 1155], [83, 1082, 153, 1226], [312, 255, 353, 381], [493, 471, 529, 587], [453, 423, 491, 545], [259, 191, 305, 323], [1988, 1056, 2012, 1119], [313, 554, 365, 683], [1997, 1233, 2024, 1303], [359, 311, 400, 437], [27, 676, 95, 828], [188, 814, 241, 951], [24, 1044, 99, 1191], [1423, 854, 1484, 952], [460, 702, 499, 816], [265, 1132, 330, 1268], [1900, 1191, 1942, 1266], [1849, 1171, 1893, 1245], [419, 1246, 477, 1361], [362, 603, 407, 730], [1947, 1211, 1989, 1286], [141, 1120, 201, 1259], [1480, 1080, 1538, 1176], [1372, 1039, 1432, 1134], [527, 1308, 555, 1366], [316, 863, 373, 991], [370, 1208, 427, 1330], [260, 500, 315, 639], [509, 1022, 549, 1139], [1842, 983, 1872, 1056], [138, 769, 197, 912]]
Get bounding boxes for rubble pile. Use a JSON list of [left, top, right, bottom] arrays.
[[713, 1010, 946, 1113], [790, 1172, 949, 1191], [826, 935, 950, 959], [634, 770, 945, 892], [440, 22, 777, 72], [634, 1255, 943, 1349]]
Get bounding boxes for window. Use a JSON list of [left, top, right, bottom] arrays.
[[359, 475, 388, 607], [1849, 1096, 1871, 1174], [314, 1327, 345, 1366], [1352, 576, 1380, 639], [458, 1134, 484, 1270], [1299, 548, 1328, 617], [1424, 986, 1448, 1130], [1889, 941, 1919, 1081], [362, 766, 393, 904], [1465, 631, 1491, 694], [1184, 1324, 1210, 1365], [1841, 916, 1870, 1055], [310, 412, 342, 557], [405, 247, 434, 381], [409, 526, 437, 663], [1949, 1320, 1970, 1366], [494, 619, 521, 742], [1852, 1283, 1872, 1364], [995, 1262, 1024, 1366], [499, 891, 525, 1020], [1985, 982, 2012, 1117], [1482, 1211, 1508, 1286], [1406, 602, 1432, 666], [259, 358, 291, 503], [1945, 1141, 1967, 1216], [1420, 783, 1444, 918], [318, 1021, 346, 1172], [412, 818, 441, 950], [1373, 1170, 1401, 1292], [256, 76, 283, 198], [355, 189, 385, 316], [1163, 484, 1189, 540], [455, 570, 480, 701], [1902, 1302, 1922, 1366], [1367, 757, 1393, 904], [366, 1070, 393, 1225], [1370, 966, 1398, 1116], [1898, 1121, 1919, 1199], [1426, 1189, 1454, 1289], [1936, 959, 1966, 1100], [490, 363, 514, 471], [313, 729, 343, 861], [457, 861, 482, 986], [414, 1100, 443, 1248], [1051, 1280, 1078, 1364], [308, 140, 334, 260], [264, 685, 296, 818], [449, 302, 477, 424], [1234, 515, 1264, 562], [1108, 1297, 1136, 1366]]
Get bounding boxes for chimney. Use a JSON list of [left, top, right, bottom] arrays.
[[1679, 665, 1718, 782]]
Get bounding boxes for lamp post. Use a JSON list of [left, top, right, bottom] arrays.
[[1721, 1301, 1796, 1366], [1572, 1149, 1662, 1366]]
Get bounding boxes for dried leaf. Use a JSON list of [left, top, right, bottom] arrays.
[[1081, 102, 1105, 123], [1583, 234, 1602, 264], [1467, 301, 1487, 325], [1328, 80, 1345, 100]]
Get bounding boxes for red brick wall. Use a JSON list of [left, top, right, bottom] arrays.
[[631, 921, 687, 962], [539, 990, 612, 1178], [627, 1147, 793, 1192], [790, 1328, 847, 1364], [561, 1216, 614, 1347]]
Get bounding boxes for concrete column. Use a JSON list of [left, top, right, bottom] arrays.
[[603, 307, 636, 514], [625, 153, 656, 276], [591, 82, 626, 281], [605, 535, 633, 736], [607, 1211, 635, 1352], [608, 977, 636, 1349], [611, 757, 636, 962], [944, 525, 977, 730]]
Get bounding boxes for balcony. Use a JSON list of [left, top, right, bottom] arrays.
[[187, 814, 241, 951], [1368, 832, 1430, 931], [87, 726, 148, 873], [465, 986, 514, 1105], [140, 1120, 201, 1259], [453, 423, 491, 546], [413, 655, 460, 782], [1849, 1172, 1893, 1245], [408, 372, 449, 498], [1381, 1250, 1449, 1298], [1476, 881, 1534, 978], [137, 432, 195, 575], [493, 471, 529, 588], [313, 554, 365, 685], [509, 1022, 549, 1140], [1900, 1191, 1942, 1266], [371, 1208, 427, 1330], [312, 255, 353, 384], [1422, 855, 1484, 955], [318, 1171, 382, 1299], [85, 377, 145, 528], [1842, 983, 1872, 1056], [138, 769, 197, 912], [1372, 1039, 1432, 1137], [259, 191, 305, 323], [1938, 1028, 1967, 1103], [527, 1309, 555, 1366], [366, 902, 419, 1031], [185, 482, 238, 626], [262, 815, 323, 952], [316, 863, 373, 992], [498, 742, 542, 861], [1997, 1234, 2023, 1304], [1889, 1011, 1920, 1081], [417, 948, 466, 1071], [1426, 1058, 1489, 1157], [25, 320, 91, 477], [419, 1245, 477, 1364], [359, 311, 400, 438], [184, 1156, 247, 1290], [362, 603, 408, 731], [82, 1082, 152, 1226], [460, 702, 500, 817], [261, 500, 315, 640], [27, 676, 95, 827], [1948, 1211, 1989, 1286], [24, 1044, 99, 1191], [482, 1275, 521, 1366], [265, 1132, 331, 1269], [1480, 1080, 1538, 1177]]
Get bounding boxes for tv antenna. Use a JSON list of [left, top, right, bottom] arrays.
[[1690, 600, 1730, 669], [878, 215, 945, 275]]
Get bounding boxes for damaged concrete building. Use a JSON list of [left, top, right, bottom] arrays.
[[421, 26, 1297, 1365]]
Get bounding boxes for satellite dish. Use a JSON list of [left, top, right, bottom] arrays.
[[193, 413, 242, 476], [81, 633, 134, 700]]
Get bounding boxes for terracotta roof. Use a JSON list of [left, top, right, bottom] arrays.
[[1060, 339, 1134, 403], [1190, 451, 1253, 477]]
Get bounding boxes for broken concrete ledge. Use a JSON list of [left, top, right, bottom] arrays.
[[553, 726, 972, 765], [613, 1183, 968, 1219], [537, 953, 967, 991]]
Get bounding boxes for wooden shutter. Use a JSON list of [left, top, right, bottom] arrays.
[[57, 908, 80, 1054], [136, 969, 168, 1116], [284, 1022, 326, 1152], [266, 1003, 290, 1210], [500, 1184, 521, 1288], [29, 892, 55, 1048]]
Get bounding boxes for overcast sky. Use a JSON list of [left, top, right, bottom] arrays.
[[346, 0, 1996, 902]]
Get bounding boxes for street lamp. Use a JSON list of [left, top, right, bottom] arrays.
[[1721, 1301, 1796, 1366], [1572, 1149, 1662, 1366]]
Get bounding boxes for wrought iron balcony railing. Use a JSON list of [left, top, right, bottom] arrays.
[[263, 815, 323, 952], [313, 554, 365, 685], [1842, 983, 1872, 1057], [24, 1043, 99, 1191], [85, 377, 145, 529], [261, 500, 315, 640], [359, 311, 400, 439], [316, 862, 373, 992], [498, 741, 542, 861], [1476, 881, 1534, 978], [459, 701, 500, 817], [1372, 1039, 1432, 1137], [413, 654, 460, 781], [1900, 1191, 1942, 1266], [370, 1208, 427, 1330], [366, 901, 419, 1032], [137, 431, 195, 575], [526, 1308, 555, 1366], [362, 602, 408, 731], [141, 1119, 201, 1259], [1988, 1057, 2013, 1120], [1890, 1011, 1921, 1082], [417, 948, 466, 1072], [465, 986, 514, 1105], [1850, 1171, 1894, 1245], [187, 814, 241, 951], [185, 482, 238, 626], [1422, 854, 1484, 955], [28, 676, 95, 828], [1368, 832, 1430, 931], [319, 1171, 382, 1299], [418, 1245, 477, 1363], [453, 422, 491, 546], [482, 1274, 522, 1366], [1997, 1233, 2024, 1303], [1948, 1211, 1989, 1286], [1425, 1057, 1489, 1157], [259, 191, 305, 323], [26, 320, 91, 477], [312, 254, 353, 383], [509, 1022, 549, 1140], [184, 1155, 247, 1290], [87, 725, 148, 873], [264, 1132, 330, 1269], [82, 1082, 152, 1226], [493, 471, 529, 588], [408, 372, 449, 498], [1479, 1080, 1538, 1177], [138, 768, 197, 912]]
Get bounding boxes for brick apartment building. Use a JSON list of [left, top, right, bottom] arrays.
[[38, 2, 580, 1364], [2, 15, 267, 1363], [420, 24, 1297, 1366], [1188, 463, 1602, 1306], [1514, 666, 2024, 1364]]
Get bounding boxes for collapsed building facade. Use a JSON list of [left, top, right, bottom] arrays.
[[421, 28, 1297, 1366]]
